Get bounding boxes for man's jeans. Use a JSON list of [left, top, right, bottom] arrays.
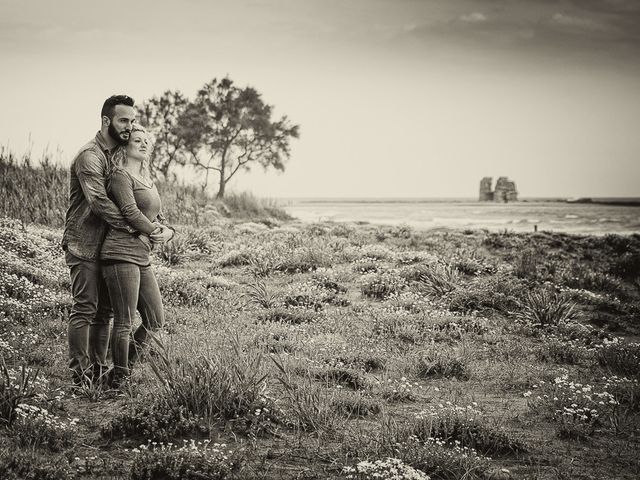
[[101, 262, 164, 381], [66, 251, 112, 382]]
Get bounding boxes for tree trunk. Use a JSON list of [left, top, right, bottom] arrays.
[[216, 176, 226, 199], [217, 158, 226, 199]]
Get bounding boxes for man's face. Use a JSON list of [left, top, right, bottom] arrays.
[[106, 105, 136, 145]]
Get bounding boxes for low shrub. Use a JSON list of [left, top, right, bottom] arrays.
[[415, 264, 459, 297], [377, 377, 420, 403], [525, 374, 622, 437], [157, 237, 189, 266], [597, 341, 640, 376], [271, 356, 346, 433], [446, 275, 522, 314], [0, 360, 41, 426], [361, 272, 406, 300], [332, 391, 382, 418], [513, 249, 542, 279], [413, 403, 527, 456], [535, 336, 588, 365], [609, 251, 640, 280], [415, 350, 469, 381], [377, 434, 491, 480], [11, 404, 77, 452], [244, 278, 280, 309], [343, 457, 429, 479], [130, 439, 242, 480], [102, 397, 206, 442], [158, 273, 213, 307], [0, 449, 73, 480], [603, 375, 640, 412], [218, 249, 255, 268], [517, 288, 577, 327], [258, 307, 319, 325], [558, 266, 628, 297], [276, 244, 332, 273], [314, 367, 369, 391], [148, 338, 276, 433]]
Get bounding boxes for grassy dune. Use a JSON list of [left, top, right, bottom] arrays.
[[1, 152, 640, 479], [1, 211, 640, 479]]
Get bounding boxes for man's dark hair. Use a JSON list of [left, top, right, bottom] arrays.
[[101, 95, 135, 119]]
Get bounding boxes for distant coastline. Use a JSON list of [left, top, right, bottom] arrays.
[[279, 197, 640, 206]]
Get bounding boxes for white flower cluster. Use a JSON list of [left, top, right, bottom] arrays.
[[526, 374, 619, 426], [377, 376, 422, 401], [15, 403, 79, 431], [343, 457, 430, 480], [415, 401, 482, 421], [130, 439, 234, 463]]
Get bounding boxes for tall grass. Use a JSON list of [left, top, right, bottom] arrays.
[[0, 148, 67, 227], [0, 148, 291, 226]]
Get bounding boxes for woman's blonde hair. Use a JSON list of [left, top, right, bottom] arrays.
[[109, 124, 154, 178]]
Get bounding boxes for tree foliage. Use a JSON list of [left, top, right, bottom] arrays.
[[176, 77, 299, 198], [138, 90, 189, 180]]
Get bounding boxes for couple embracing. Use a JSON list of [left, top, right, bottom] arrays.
[[62, 95, 175, 390]]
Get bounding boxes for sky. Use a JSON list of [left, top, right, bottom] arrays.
[[1, 0, 639, 198]]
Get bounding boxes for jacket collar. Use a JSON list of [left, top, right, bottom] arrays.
[[95, 131, 117, 154]]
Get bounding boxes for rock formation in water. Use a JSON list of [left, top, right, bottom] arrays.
[[479, 177, 494, 201], [478, 177, 518, 202]]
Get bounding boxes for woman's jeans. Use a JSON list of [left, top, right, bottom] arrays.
[[101, 262, 164, 380]]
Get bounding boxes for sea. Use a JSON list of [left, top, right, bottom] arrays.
[[280, 198, 640, 235]]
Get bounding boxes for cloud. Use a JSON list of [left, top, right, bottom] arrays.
[[460, 12, 487, 23], [551, 12, 607, 30], [387, 0, 640, 69]]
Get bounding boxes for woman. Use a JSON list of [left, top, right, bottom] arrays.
[[100, 124, 173, 388]]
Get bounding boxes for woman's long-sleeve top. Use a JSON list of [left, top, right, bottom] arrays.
[[100, 168, 162, 266]]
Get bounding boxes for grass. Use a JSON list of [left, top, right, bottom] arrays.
[[0, 148, 291, 227], [1, 156, 640, 478]]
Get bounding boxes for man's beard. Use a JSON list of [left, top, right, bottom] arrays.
[[108, 123, 130, 145]]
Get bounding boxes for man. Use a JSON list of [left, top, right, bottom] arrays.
[[62, 95, 173, 387]]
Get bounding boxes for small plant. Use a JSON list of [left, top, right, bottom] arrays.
[[102, 397, 206, 441], [258, 307, 318, 325], [0, 449, 73, 480], [276, 244, 330, 273], [525, 374, 621, 437], [377, 377, 420, 403], [0, 358, 40, 426], [157, 237, 188, 265], [597, 341, 640, 376], [148, 337, 273, 430], [602, 375, 640, 412], [416, 264, 459, 297], [130, 439, 242, 480], [377, 433, 492, 480], [244, 278, 279, 309], [536, 336, 587, 365], [413, 403, 527, 455], [361, 272, 406, 300], [11, 403, 78, 452], [332, 391, 382, 418], [517, 288, 577, 327], [415, 350, 469, 381], [218, 249, 255, 268], [514, 249, 540, 279], [271, 356, 346, 433], [315, 367, 369, 391]]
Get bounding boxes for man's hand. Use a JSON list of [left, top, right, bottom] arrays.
[[150, 224, 174, 244]]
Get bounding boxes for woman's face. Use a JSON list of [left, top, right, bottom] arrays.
[[126, 130, 150, 161]]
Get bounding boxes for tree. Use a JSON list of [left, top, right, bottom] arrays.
[[138, 90, 188, 180], [177, 77, 300, 198]]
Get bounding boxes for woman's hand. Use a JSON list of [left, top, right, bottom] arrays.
[[150, 224, 174, 244]]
